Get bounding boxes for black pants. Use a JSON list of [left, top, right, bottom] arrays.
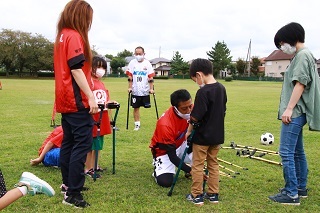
[[60, 109, 94, 195]]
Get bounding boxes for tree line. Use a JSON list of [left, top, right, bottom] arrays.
[[0, 29, 262, 78]]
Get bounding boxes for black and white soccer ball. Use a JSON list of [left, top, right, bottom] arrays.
[[260, 132, 274, 145]]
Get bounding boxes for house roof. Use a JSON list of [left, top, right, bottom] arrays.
[[125, 56, 135, 64], [149, 57, 171, 64], [264, 50, 294, 61], [154, 65, 171, 71], [317, 59, 320, 64]]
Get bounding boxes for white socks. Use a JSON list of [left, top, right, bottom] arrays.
[[17, 186, 28, 196]]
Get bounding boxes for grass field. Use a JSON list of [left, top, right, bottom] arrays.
[[0, 78, 319, 212]]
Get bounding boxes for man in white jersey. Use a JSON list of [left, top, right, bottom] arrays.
[[126, 46, 155, 130]]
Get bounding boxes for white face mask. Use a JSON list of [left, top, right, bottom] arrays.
[[135, 55, 144, 62], [95, 68, 105, 78], [174, 106, 190, 120], [280, 43, 296, 55]]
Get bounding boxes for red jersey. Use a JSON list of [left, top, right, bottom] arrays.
[[150, 107, 189, 157], [92, 79, 111, 137], [38, 126, 63, 155], [54, 28, 92, 113]]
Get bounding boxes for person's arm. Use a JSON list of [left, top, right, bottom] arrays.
[[71, 69, 98, 114], [30, 142, 54, 166], [158, 143, 191, 173], [282, 81, 305, 124], [148, 78, 154, 94], [128, 76, 133, 93]]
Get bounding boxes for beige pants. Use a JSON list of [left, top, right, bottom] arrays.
[[191, 144, 220, 197]]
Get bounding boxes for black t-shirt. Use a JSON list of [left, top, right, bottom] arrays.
[[190, 82, 227, 145]]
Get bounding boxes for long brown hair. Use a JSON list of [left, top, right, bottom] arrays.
[[55, 0, 93, 64]]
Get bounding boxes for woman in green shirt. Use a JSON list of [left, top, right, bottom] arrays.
[[269, 22, 320, 206]]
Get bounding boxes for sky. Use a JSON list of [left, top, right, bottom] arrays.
[[0, 0, 319, 61]]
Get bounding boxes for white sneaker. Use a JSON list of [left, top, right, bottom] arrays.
[[17, 172, 55, 196], [133, 125, 140, 131]]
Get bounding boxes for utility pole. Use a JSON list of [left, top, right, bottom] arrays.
[[245, 39, 251, 77], [159, 46, 161, 58]]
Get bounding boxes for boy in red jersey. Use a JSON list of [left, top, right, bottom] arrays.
[[54, 0, 98, 208], [30, 126, 63, 167], [150, 89, 193, 187], [85, 56, 117, 178]]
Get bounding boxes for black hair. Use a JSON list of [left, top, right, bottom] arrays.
[[170, 89, 191, 107], [92, 56, 107, 74], [189, 58, 213, 77], [274, 22, 305, 49], [135, 46, 145, 53]]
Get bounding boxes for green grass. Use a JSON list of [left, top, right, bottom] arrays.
[[0, 78, 320, 212]]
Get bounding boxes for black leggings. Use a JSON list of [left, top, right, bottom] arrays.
[[156, 173, 174, 188], [0, 170, 7, 198]]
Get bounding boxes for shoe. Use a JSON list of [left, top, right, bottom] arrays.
[[184, 172, 192, 179], [133, 125, 140, 131], [279, 188, 308, 198], [186, 194, 204, 206], [17, 172, 55, 197], [60, 184, 89, 194], [204, 193, 219, 203], [298, 188, 308, 198], [95, 166, 104, 173], [86, 169, 101, 179], [62, 193, 90, 208], [269, 192, 300, 205]]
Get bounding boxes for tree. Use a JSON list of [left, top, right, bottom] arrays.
[[227, 63, 237, 76], [0, 29, 19, 76], [105, 54, 114, 60], [250, 56, 261, 76], [171, 51, 189, 77], [117, 49, 133, 58], [236, 58, 246, 75], [110, 57, 126, 74], [0, 29, 53, 76], [207, 41, 232, 77]]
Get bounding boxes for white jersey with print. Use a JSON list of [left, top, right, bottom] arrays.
[[127, 59, 154, 96]]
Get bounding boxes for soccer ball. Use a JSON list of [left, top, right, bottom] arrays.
[[260, 132, 274, 145]]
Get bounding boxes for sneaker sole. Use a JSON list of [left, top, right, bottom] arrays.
[[299, 195, 308, 198], [62, 200, 86, 209], [208, 200, 219, 204], [20, 172, 55, 196], [281, 202, 300, 206], [194, 202, 204, 206]]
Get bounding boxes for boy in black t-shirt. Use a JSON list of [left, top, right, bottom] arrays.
[[185, 58, 227, 205]]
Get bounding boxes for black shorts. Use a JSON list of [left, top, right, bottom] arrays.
[[131, 95, 151, 108]]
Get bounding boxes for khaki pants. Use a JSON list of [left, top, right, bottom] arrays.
[[191, 144, 220, 196]]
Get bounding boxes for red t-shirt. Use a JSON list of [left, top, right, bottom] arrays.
[[149, 107, 189, 157], [54, 28, 92, 113], [92, 79, 111, 137], [38, 126, 63, 155]]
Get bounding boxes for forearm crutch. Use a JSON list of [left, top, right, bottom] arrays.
[[107, 103, 120, 174], [93, 104, 105, 181], [152, 86, 159, 120], [217, 158, 248, 170], [167, 130, 194, 196], [126, 92, 131, 130]]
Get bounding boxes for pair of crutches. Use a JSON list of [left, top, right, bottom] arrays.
[[126, 87, 159, 130], [93, 102, 120, 181]]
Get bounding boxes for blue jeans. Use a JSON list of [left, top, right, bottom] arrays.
[[279, 114, 307, 197]]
